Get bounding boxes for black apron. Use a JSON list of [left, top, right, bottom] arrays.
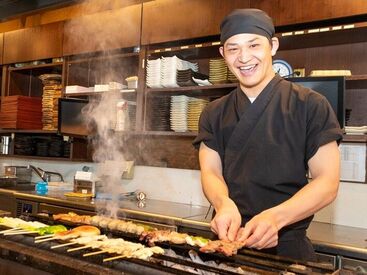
[[193, 75, 342, 261]]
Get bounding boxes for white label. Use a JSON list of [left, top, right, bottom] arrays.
[[320, 27, 329, 32], [332, 26, 342, 31], [340, 143, 366, 182], [281, 32, 293, 36], [343, 24, 354, 29], [294, 31, 305, 35]]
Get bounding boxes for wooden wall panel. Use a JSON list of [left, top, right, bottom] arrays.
[[276, 0, 367, 26], [141, 0, 250, 45], [250, 0, 280, 25], [275, 41, 367, 76], [0, 33, 3, 65], [63, 4, 141, 56], [3, 22, 64, 64], [122, 136, 199, 170]]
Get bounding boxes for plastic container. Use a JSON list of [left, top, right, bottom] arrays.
[[125, 76, 138, 89], [35, 181, 48, 195]]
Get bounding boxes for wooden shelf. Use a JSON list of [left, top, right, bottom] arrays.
[[346, 75, 367, 81], [342, 134, 367, 143], [147, 41, 221, 55], [112, 130, 196, 137], [0, 129, 58, 134], [8, 62, 63, 71], [67, 52, 139, 64], [64, 90, 136, 97], [0, 154, 70, 161], [278, 24, 367, 51], [141, 131, 197, 137], [146, 83, 238, 93]]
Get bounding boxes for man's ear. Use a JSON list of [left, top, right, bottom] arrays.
[[219, 46, 224, 58], [270, 37, 279, 56]]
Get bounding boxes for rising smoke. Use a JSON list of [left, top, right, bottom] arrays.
[[66, 1, 138, 218]]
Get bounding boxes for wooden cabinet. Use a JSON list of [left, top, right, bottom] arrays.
[[251, 0, 367, 26], [277, 0, 367, 26], [0, 33, 3, 65], [63, 4, 141, 56], [141, 0, 250, 45], [0, 131, 91, 162], [64, 51, 140, 132], [3, 22, 64, 64], [6, 63, 63, 97]]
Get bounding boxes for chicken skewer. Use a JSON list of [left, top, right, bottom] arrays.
[[51, 235, 107, 249]]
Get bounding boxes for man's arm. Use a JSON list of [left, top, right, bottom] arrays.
[[237, 141, 340, 249], [199, 142, 242, 241]]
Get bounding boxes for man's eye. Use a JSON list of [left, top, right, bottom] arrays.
[[227, 48, 238, 52], [249, 44, 259, 48]]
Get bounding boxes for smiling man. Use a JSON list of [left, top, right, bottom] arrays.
[[193, 9, 343, 261]]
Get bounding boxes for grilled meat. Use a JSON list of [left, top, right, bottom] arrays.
[[53, 212, 91, 224], [55, 225, 100, 240], [199, 240, 246, 256], [141, 230, 189, 246]]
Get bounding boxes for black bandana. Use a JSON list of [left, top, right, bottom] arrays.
[[220, 9, 275, 44]]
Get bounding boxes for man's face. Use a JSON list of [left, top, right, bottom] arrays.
[[220, 33, 279, 93]]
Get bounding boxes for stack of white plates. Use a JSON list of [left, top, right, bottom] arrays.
[[209, 58, 227, 84], [170, 95, 189, 132], [345, 126, 367, 135], [146, 58, 162, 88], [187, 98, 209, 131], [161, 56, 179, 88], [147, 56, 199, 88]]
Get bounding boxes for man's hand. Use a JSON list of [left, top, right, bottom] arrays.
[[236, 209, 279, 249], [211, 198, 242, 241]]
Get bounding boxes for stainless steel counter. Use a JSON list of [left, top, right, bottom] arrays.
[[0, 187, 366, 261]]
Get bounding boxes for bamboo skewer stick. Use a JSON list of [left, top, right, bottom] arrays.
[[0, 227, 20, 234], [4, 231, 38, 235], [103, 255, 126, 262], [67, 245, 92, 252], [35, 236, 58, 243], [83, 250, 108, 257], [51, 242, 77, 249], [35, 234, 55, 240]]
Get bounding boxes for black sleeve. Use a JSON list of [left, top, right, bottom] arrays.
[[192, 106, 219, 152], [305, 92, 343, 162]]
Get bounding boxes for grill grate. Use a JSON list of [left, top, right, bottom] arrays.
[[0, 217, 340, 275]]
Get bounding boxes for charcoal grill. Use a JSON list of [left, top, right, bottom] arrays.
[[0, 218, 351, 275]]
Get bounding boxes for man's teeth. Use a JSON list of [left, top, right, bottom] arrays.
[[240, 65, 256, 71]]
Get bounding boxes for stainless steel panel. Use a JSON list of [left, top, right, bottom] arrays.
[[341, 256, 367, 274], [315, 252, 337, 269]]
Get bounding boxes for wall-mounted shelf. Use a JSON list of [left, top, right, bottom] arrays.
[[0, 154, 70, 161], [346, 75, 367, 81], [8, 62, 63, 72], [342, 134, 367, 143], [0, 129, 58, 134], [146, 82, 237, 93]]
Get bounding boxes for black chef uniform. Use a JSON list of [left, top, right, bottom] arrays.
[[193, 75, 343, 261]]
